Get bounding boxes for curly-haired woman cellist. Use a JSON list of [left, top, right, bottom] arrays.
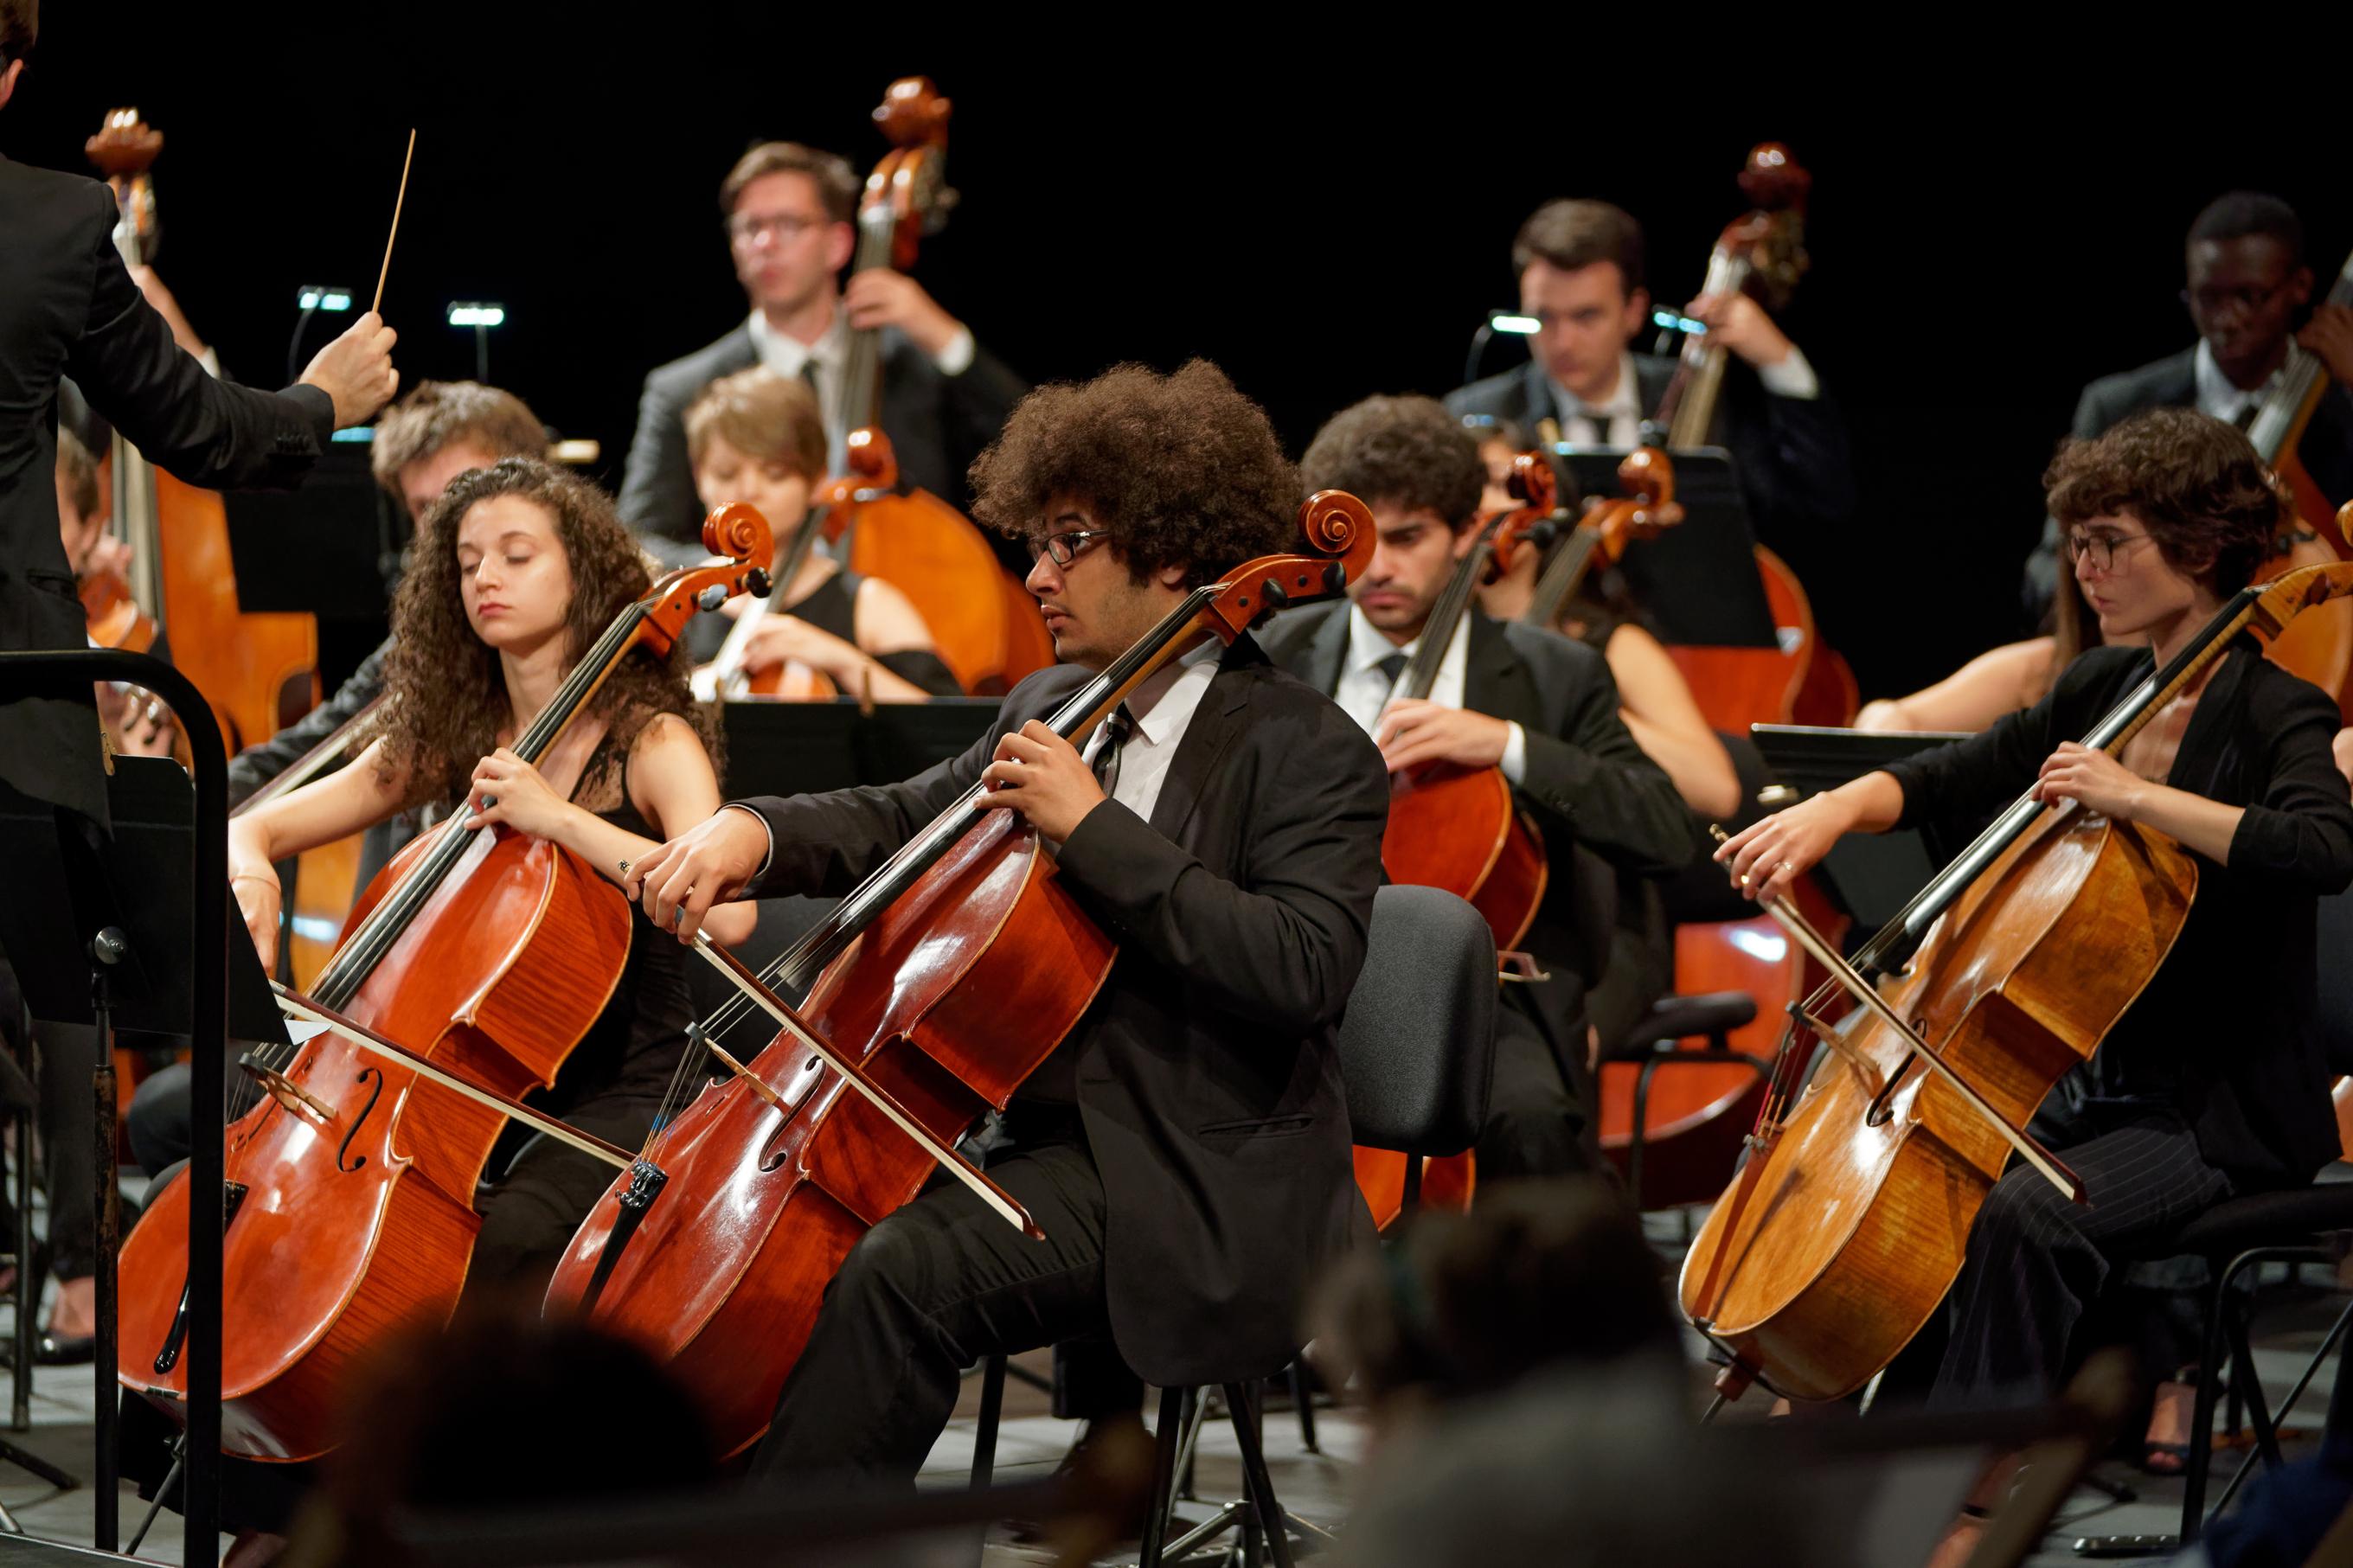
[[227, 458, 756, 1287], [1716, 407, 2353, 1563]]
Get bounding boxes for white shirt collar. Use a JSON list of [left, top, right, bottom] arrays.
[[746, 307, 849, 375], [2193, 338, 2290, 420], [1548, 350, 1643, 423], [1344, 601, 1467, 684], [1123, 637, 1223, 747]]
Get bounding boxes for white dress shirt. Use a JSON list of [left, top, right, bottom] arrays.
[[746, 305, 978, 445], [1334, 605, 1527, 783], [1548, 342, 1820, 446], [1074, 637, 1223, 829], [2194, 338, 2293, 427]]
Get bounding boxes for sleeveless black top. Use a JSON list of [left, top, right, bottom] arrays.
[[535, 728, 695, 1114], [785, 567, 963, 697]]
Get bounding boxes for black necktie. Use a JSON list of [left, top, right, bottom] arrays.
[[1578, 406, 1618, 445], [1376, 651, 1408, 695], [1091, 704, 1135, 800], [2230, 401, 2259, 432]]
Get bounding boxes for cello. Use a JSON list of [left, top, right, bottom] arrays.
[[544, 493, 1375, 1456], [114, 507, 773, 1462], [1352, 455, 1559, 1226], [826, 77, 1054, 696], [85, 110, 321, 756], [1378, 453, 1556, 950], [1515, 446, 1683, 634], [1681, 560, 2353, 1405]]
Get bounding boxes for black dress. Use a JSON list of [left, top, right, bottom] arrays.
[[784, 568, 962, 697], [1880, 642, 2353, 1407]]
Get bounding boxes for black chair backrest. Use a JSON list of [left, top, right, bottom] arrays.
[[2315, 883, 2353, 1077], [1337, 885, 1496, 1157]]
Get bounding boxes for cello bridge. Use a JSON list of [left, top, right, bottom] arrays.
[[237, 1053, 335, 1124]]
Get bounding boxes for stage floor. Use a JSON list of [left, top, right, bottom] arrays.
[[0, 1209, 2336, 1565]]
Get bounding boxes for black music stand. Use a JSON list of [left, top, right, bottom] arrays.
[[718, 697, 1001, 800], [0, 757, 285, 1550], [1749, 724, 1973, 929], [0, 649, 249, 1565], [1548, 445, 1778, 649]]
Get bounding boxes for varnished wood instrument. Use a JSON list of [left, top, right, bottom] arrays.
[[116, 509, 773, 1461], [824, 78, 1053, 695], [545, 495, 1375, 1456], [1682, 561, 2353, 1403]]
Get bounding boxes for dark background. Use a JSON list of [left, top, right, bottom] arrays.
[[5, 10, 2344, 698]]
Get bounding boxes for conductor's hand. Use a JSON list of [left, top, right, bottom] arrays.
[[1713, 792, 1853, 904], [232, 870, 283, 973], [625, 807, 768, 944], [299, 311, 401, 429], [978, 721, 1105, 842]]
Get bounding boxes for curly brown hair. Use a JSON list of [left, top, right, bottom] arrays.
[[1301, 395, 1487, 529], [967, 360, 1298, 589], [2046, 406, 2288, 594], [375, 458, 705, 807]]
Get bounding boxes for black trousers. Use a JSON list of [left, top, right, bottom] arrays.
[[1930, 1100, 2230, 1410], [749, 1111, 1116, 1492], [1475, 1007, 1604, 1183]]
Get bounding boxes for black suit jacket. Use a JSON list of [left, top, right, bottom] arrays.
[[0, 157, 335, 828], [617, 320, 1028, 556], [737, 638, 1387, 1386], [1255, 600, 1696, 1072], [1444, 352, 1856, 549], [2023, 348, 2353, 620]]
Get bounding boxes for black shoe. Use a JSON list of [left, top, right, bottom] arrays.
[[34, 1332, 93, 1366]]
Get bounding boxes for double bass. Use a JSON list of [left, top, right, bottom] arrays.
[[544, 494, 1375, 1456], [1681, 561, 2353, 1404], [85, 110, 321, 755], [825, 78, 1054, 696], [2241, 241, 2353, 716], [1645, 141, 1855, 733], [115, 509, 773, 1460]]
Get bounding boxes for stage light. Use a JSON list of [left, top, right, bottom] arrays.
[[1488, 312, 1542, 336], [1651, 310, 1709, 336], [296, 286, 354, 312], [446, 303, 506, 329]]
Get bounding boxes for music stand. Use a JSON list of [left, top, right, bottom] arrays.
[[1548, 444, 1778, 649], [1749, 725, 1972, 928], [0, 648, 274, 1562], [718, 697, 999, 801]]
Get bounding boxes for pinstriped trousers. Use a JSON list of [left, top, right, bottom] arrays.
[[1930, 1104, 2230, 1410]]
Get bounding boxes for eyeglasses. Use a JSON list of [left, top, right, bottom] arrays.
[[1029, 528, 1111, 568], [2063, 530, 2155, 573], [2183, 281, 2289, 317], [728, 212, 823, 247]]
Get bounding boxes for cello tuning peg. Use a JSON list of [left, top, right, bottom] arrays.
[[697, 585, 729, 612]]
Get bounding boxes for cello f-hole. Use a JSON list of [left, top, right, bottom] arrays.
[[335, 1068, 384, 1173], [755, 1058, 828, 1173], [1863, 1052, 1917, 1128]]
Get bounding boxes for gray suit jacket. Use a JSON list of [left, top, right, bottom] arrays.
[[617, 320, 1027, 556]]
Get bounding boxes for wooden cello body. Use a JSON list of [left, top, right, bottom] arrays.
[[1683, 562, 2353, 1400], [549, 807, 1114, 1451], [117, 829, 632, 1458], [115, 509, 774, 1461], [548, 496, 1374, 1453], [1683, 808, 2194, 1398]]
